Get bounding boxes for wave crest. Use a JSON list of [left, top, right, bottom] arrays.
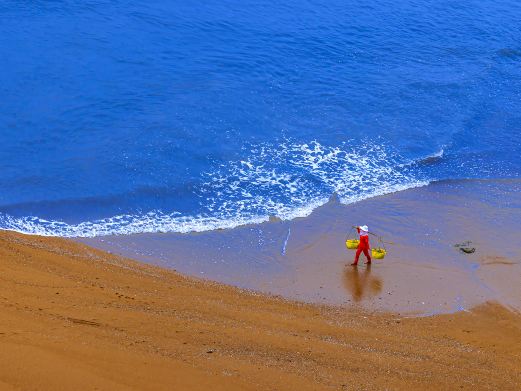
[[0, 140, 429, 237]]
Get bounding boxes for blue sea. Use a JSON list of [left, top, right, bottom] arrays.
[[1, 0, 520, 237]]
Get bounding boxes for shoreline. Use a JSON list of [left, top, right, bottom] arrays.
[[1, 230, 521, 389], [80, 178, 521, 316]]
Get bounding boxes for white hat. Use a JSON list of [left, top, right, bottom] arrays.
[[360, 225, 369, 232]]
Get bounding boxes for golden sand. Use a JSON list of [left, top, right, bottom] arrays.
[[0, 231, 520, 390]]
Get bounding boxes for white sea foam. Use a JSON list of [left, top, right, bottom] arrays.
[[431, 148, 445, 158], [0, 211, 268, 238], [423, 148, 445, 161], [0, 140, 430, 237]]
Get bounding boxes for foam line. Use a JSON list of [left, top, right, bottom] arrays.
[[0, 140, 430, 237]]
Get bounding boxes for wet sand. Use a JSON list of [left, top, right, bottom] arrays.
[[82, 179, 521, 315], [1, 230, 521, 390]]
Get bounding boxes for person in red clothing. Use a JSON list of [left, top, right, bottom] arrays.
[[351, 225, 371, 266]]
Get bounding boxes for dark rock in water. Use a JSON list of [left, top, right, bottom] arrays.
[[454, 241, 476, 254], [268, 215, 282, 223], [328, 192, 340, 204], [418, 153, 444, 166]]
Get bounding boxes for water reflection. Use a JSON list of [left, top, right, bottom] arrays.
[[343, 264, 383, 302]]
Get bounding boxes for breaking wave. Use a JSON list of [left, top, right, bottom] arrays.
[[0, 140, 430, 237]]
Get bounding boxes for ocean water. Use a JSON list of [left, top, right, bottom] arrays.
[[1, 0, 520, 237]]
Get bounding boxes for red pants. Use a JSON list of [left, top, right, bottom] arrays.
[[354, 247, 371, 264]]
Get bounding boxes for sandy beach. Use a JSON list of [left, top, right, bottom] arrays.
[[0, 179, 520, 390], [1, 229, 521, 390], [3, 1, 521, 389]]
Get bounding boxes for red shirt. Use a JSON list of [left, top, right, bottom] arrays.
[[357, 228, 370, 249]]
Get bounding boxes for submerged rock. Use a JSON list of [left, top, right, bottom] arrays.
[[328, 192, 340, 204], [268, 215, 282, 223]]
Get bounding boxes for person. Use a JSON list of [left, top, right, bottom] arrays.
[[351, 225, 371, 266]]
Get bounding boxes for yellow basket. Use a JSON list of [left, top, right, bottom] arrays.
[[371, 248, 386, 259], [345, 239, 359, 250]]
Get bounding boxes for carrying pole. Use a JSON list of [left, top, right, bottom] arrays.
[[351, 226, 394, 245]]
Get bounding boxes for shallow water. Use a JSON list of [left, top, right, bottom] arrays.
[[1, 1, 521, 236], [81, 179, 521, 315]]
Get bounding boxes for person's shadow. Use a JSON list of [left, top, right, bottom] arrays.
[[343, 264, 383, 302]]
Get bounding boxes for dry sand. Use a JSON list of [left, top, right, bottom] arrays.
[[1, 230, 520, 390]]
